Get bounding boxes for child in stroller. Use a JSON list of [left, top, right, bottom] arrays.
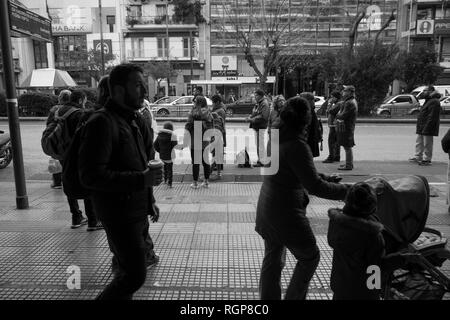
[[328, 182, 385, 300]]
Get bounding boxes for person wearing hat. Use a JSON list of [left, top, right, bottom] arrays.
[[327, 182, 385, 300], [409, 85, 441, 166], [335, 85, 358, 170], [322, 91, 342, 163]]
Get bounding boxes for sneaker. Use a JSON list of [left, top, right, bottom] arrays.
[[71, 217, 88, 229], [322, 157, 334, 163], [50, 183, 62, 189], [190, 182, 199, 189], [201, 180, 209, 188], [418, 160, 431, 166], [146, 254, 160, 269], [337, 164, 353, 171], [408, 157, 421, 163], [253, 161, 264, 167], [87, 221, 104, 231]]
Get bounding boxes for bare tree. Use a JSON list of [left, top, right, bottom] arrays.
[[144, 62, 178, 97], [219, 0, 314, 88]]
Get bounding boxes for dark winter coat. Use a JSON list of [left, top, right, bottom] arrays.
[[335, 96, 357, 148], [255, 132, 348, 247], [306, 103, 322, 157], [267, 108, 282, 135], [327, 208, 385, 300], [416, 91, 441, 137], [47, 103, 84, 138], [78, 99, 155, 223], [327, 101, 342, 127], [212, 103, 227, 146], [249, 97, 270, 130], [185, 108, 213, 150], [154, 129, 178, 162]]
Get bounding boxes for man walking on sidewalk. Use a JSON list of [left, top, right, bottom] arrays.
[[409, 85, 441, 166]]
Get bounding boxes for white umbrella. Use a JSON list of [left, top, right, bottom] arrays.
[[19, 68, 77, 88]]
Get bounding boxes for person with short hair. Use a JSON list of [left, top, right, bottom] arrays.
[[299, 92, 322, 158], [323, 91, 342, 163], [154, 122, 178, 188], [79, 63, 163, 299], [327, 182, 385, 300], [409, 85, 442, 166], [256, 96, 349, 300], [247, 89, 270, 167], [210, 94, 226, 178]]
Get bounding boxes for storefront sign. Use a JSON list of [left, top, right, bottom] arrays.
[[49, 6, 92, 34], [94, 40, 112, 54], [435, 19, 450, 35], [416, 20, 434, 35], [8, 2, 52, 42], [211, 55, 237, 77]]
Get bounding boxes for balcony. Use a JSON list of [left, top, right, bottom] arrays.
[[127, 49, 198, 61], [126, 15, 198, 31]]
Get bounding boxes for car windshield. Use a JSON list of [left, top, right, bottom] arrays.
[[155, 96, 178, 104]]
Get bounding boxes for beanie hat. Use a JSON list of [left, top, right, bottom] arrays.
[[343, 182, 377, 218], [163, 122, 174, 131]]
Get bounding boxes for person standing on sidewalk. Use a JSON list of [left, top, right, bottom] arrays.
[[154, 122, 178, 188], [78, 63, 163, 300], [322, 91, 342, 163], [256, 96, 349, 300], [299, 92, 322, 158], [336, 85, 358, 171], [247, 89, 270, 167], [210, 94, 227, 178], [267, 95, 285, 160], [409, 85, 441, 166]]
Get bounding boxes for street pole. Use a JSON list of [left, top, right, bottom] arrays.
[[407, 0, 413, 53], [166, 1, 170, 95], [0, 0, 29, 209], [190, 30, 194, 81], [99, 0, 105, 76]]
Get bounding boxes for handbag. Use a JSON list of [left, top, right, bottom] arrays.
[[48, 158, 62, 174]]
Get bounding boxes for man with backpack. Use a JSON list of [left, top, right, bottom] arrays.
[[42, 90, 102, 230], [78, 63, 163, 299]]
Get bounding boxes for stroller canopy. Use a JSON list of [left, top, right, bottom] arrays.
[[364, 175, 430, 245]]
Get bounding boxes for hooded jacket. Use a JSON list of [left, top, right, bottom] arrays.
[[154, 128, 178, 162], [416, 91, 441, 136], [327, 208, 385, 300]]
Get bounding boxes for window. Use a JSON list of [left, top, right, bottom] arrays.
[[129, 5, 142, 17], [417, 8, 434, 20], [393, 96, 412, 103], [106, 15, 115, 33], [132, 38, 144, 57], [183, 38, 189, 57], [156, 4, 167, 17], [157, 38, 168, 57], [53, 35, 87, 68], [33, 40, 48, 69]]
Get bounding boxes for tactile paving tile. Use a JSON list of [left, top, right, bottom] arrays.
[[197, 212, 228, 223], [426, 214, 450, 225], [228, 203, 256, 212], [281, 270, 323, 290], [309, 218, 329, 235], [228, 212, 255, 223], [172, 204, 201, 212], [309, 197, 343, 206], [228, 291, 259, 300], [155, 248, 190, 268], [228, 268, 259, 289], [182, 267, 228, 288], [195, 223, 227, 234], [166, 212, 198, 223], [228, 235, 264, 250], [161, 223, 196, 234], [144, 266, 186, 287], [0, 221, 65, 233], [306, 292, 332, 300], [228, 250, 263, 269], [40, 232, 89, 250], [191, 234, 228, 250], [69, 247, 113, 266], [187, 250, 228, 268], [20, 247, 74, 265], [0, 246, 38, 265], [134, 289, 180, 300], [156, 234, 194, 249], [14, 288, 84, 300], [0, 232, 56, 247], [228, 223, 256, 235], [76, 232, 109, 248], [178, 289, 230, 300]]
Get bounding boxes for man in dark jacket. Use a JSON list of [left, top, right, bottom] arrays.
[[154, 122, 178, 187], [323, 91, 342, 163], [336, 85, 358, 170], [247, 89, 270, 167], [299, 92, 322, 158], [409, 85, 441, 166], [78, 63, 163, 299]]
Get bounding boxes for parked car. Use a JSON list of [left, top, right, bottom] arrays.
[[411, 85, 450, 106], [224, 96, 255, 117], [150, 96, 180, 106], [314, 96, 326, 111], [440, 96, 450, 114], [151, 95, 212, 117], [374, 94, 420, 118]]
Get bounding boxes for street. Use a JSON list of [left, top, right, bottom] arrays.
[[1, 120, 449, 182]]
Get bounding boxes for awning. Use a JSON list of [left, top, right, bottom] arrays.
[[19, 68, 78, 88]]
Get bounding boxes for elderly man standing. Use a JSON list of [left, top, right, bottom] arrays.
[[247, 89, 270, 167], [336, 85, 358, 171], [409, 85, 441, 166]]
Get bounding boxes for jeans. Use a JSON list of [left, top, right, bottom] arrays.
[[163, 161, 173, 184], [68, 198, 97, 225], [327, 127, 340, 160], [97, 218, 149, 300], [414, 134, 434, 161], [259, 238, 320, 300], [191, 149, 210, 181], [343, 147, 353, 167], [254, 129, 266, 164]]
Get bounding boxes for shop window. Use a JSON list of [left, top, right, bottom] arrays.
[[33, 40, 48, 69], [107, 15, 115, 33]]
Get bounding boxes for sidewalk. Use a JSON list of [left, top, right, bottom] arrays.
[[0, 173, 450, 300]]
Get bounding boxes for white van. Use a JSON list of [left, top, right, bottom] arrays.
[[411, 85, 450, 105]]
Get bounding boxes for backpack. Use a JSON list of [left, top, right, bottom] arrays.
[[62, 110, 118, 199], [236, 148, 251, 168], [41, 107, 78, 160], [442, 128, 450, 154]]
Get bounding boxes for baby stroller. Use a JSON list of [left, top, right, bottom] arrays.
[[364, 175, 450, 300]]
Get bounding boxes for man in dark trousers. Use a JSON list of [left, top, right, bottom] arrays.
[[323, 91, 342, 163], [409, 85, 441, 166], [79, 63, 163, 300], [247, 89, 270, 167]]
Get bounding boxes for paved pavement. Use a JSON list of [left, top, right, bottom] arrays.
[[0, 161, 450, 300]]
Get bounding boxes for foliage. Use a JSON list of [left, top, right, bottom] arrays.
[[398, 47, 444, 93], [68, 48, 116, 82], [144, 62, 178, 96], [172, 0, 205, 25], [18, 92, 58, 116]]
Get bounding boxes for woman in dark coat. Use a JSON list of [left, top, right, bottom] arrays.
[[255, 96, 349, 300], [299, 92, 322, 157], [266, 95, 285, 158]]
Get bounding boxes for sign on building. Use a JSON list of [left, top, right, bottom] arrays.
[[93, 40, 112, 54], [435, 19, 450, 35], [360, 5, 382, 31], [49, 6, 92, 34], [8, 2, 52, 42], [416, 20, 434, 35], [211, 55, 238, 77]]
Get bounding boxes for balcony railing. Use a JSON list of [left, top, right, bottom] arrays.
[[127, 49, 198, 60], [126, 15, 196, 27]]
